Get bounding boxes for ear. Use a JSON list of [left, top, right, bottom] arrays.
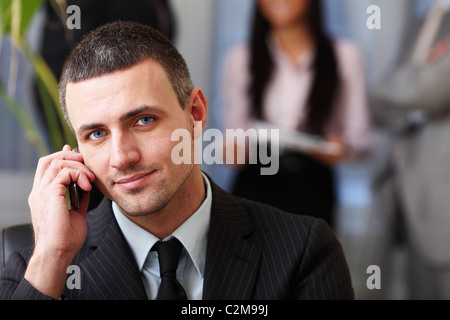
[[187, 87, 208, 140]]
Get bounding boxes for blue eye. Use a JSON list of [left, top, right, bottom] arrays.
[[137, 117, 153, 125], [90, 130, 104, 139]]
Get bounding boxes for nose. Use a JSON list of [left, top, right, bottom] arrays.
[[109, 132, 141, 169]]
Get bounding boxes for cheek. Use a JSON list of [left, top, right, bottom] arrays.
[[152, 119, 194, 161], [83, 153, 108, 185], [152, 134, 190, 167]]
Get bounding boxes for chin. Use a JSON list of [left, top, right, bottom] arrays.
[[114, 188, 173, 218]]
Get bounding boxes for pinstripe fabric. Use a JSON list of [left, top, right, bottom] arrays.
[[203, 182, 354, 300], [0, 198, 148, 300], [0, 177, 354, 300], [64, 198, 148, 299]]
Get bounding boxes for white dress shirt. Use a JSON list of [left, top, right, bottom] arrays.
[[112, 173, 212, 300]]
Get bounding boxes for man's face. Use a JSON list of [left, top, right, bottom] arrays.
[[66, 59, 196, 217]]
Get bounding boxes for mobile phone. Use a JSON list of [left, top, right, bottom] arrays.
[[68, 147, 85, 209]]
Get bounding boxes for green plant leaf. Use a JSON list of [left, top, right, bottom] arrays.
[[0, 0, 77, 154], [21, 38, 77, 150], [0, 81, 50, 156], [0, 0, 46, 36]]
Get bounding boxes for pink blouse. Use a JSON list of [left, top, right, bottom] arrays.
[[222, 38, 373, 156]]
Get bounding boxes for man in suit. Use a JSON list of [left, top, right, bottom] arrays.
[[0, 21, 353, 300], [372, 0, 450, 299]]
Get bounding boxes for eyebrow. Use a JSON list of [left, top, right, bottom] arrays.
[[76, 105, 165, 137]]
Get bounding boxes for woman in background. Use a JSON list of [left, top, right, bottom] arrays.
[[222, 0, 372, 229]]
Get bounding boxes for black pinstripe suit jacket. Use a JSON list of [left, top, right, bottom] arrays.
[[0, 179, 354, 300]]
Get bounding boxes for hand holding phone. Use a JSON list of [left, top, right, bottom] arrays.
[[69, 180, 85, 210], [68, 147, 86, 209], [26, 145, 95, 298]]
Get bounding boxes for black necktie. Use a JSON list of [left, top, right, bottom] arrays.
[[152, 238, 187, 300]]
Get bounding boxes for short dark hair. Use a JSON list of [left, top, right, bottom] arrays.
[[59, 21, 193, 130]]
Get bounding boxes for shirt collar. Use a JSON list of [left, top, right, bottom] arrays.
[[267, 33, 314, 70], [112, 172, 212, 277]]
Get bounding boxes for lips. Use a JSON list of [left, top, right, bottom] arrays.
[[115, 171, 154, 190]]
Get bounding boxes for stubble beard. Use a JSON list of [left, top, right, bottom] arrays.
[[113, 163, 194, 218]]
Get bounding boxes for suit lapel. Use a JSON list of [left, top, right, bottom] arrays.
[[76, 198, 147, 299], [202, 182, 261, 300], [68, 178, 261, 299]]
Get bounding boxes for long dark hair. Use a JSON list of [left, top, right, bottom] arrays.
[[249, 0, 340, 135]]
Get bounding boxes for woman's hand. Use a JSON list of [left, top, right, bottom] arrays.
[[309, 136, 346, 166]]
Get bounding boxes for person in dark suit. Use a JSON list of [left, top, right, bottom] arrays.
[[0, 21, 353, 300]]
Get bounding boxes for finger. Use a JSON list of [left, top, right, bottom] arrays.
[[51, 167, 94, 192], [38, 162, 94, 197], [62, 144, 72, 152], [39, 158, 95, 187], [29, 167, 92, 235], [34, 150, 85, 184]]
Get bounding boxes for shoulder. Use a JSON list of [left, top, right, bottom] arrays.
[[209, 176, 341, 253], [332, 38, 363, 58], [332, 38, 365, 69], [235, 196, 354, 299], [221, 43, 252, 93], [0, 246, 42, 300], [237, 196, 337, 245], [224, 42, 251, 69], [209, 177, 331, 242], [226, 42, 250, 59]]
